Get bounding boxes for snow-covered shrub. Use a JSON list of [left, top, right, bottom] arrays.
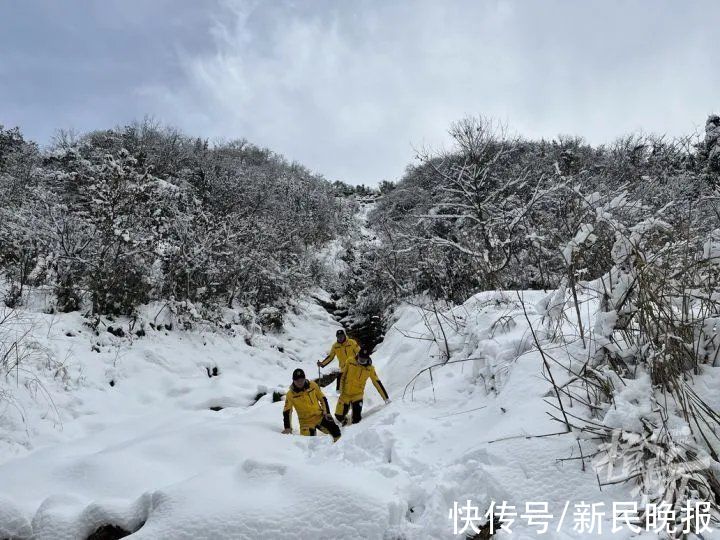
[[54, 273, 81, 313], [0, 307, 66, 438], [703, 114, 720, 178], [593, 421, 719, 527], [0, 121, 353, 320], [369, 116, 713, 307], [257, 306, 284, 332], [3, 284, 22, 308], [550, 206, 720, 529]]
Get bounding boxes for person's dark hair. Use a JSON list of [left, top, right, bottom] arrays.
[[358, 348, 371, 365]]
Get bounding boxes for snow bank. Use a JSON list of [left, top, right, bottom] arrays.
[[3, 288, 708, 538]]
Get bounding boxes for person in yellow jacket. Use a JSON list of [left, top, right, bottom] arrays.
[[282, 368, 341, 441], [335, 348, 390, 426], [317, 329, 360, 392]]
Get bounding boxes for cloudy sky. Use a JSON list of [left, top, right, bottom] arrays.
[[1, 1, 718, 184]]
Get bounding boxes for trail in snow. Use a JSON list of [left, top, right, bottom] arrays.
[[311, 195, 387, 352]]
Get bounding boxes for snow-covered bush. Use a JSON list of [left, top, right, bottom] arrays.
[[0, 121, 353, 321], [257, 306, 284, 332], [703, 114, 720, 179], [543, 201, 720, 530], [369, 115, 714, 306]]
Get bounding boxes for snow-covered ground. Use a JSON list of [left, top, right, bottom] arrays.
[[1, 289, 718, 538]]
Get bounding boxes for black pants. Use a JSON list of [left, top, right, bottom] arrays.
[[335, 400, 363, 425], [308, 416, 341, 439]]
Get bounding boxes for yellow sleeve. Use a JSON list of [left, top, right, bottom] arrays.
[[313, 382, 330, 414], [283, 391, 294, 411], [320, 343, 337, 367], [370, 367, 389, 400], [352, 339, 361, 356]]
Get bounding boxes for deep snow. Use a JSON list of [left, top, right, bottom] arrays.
[[1, 289, 719, 539]]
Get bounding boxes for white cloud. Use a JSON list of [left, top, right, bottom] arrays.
[[143, 0, 720, 184]]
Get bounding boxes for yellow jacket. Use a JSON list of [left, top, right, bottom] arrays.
[[339, 359, 389, 402], [319, 338, 360, 372], [283, 380, 330, 430]]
